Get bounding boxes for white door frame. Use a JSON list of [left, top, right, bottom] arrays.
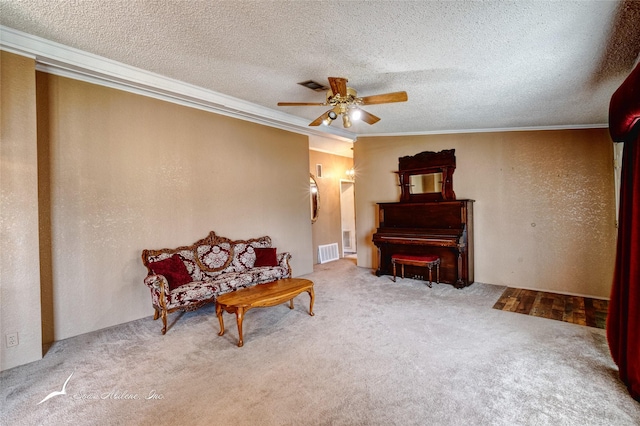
[[340, 179, 356, 256]]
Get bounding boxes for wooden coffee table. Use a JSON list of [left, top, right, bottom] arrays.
[[215, 278, 314, 347]]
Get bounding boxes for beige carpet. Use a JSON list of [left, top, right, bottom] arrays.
[[1, 259, 639, 425]]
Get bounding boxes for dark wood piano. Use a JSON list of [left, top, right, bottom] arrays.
[[373, 200, 474, 288], [372, 149, 474, 288]]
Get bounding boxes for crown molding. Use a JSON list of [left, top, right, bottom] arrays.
[[362, 123, 609, 138], [0, 25, 357, 143]]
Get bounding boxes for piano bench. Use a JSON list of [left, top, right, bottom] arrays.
[[391, 254, 441, 288]]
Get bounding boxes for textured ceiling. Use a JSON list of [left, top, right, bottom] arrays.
[[2, 1, 639, 137]]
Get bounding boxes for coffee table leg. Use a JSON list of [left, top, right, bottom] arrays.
[[235, 307, 245, 347], [308, 287, 315, 316], [216, 302, 225, 336]]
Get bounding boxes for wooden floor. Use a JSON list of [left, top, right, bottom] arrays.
[[493, 287, 608, 329]]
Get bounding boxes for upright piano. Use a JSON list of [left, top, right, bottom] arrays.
[[373, 200, 474, 288], [372, 149, 474, 288]]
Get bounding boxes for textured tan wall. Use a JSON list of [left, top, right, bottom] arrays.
[[0, 52, 43, 370], [355, 130, 617, 298], [309, 150, 354, 263], [36, 73, 312, 341]]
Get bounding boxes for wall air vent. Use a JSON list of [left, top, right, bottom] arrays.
[[318, 243, 340, 264], [298, 80, 329, 92]]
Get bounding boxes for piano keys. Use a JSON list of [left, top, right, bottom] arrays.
[[373, 200, 474, 288]]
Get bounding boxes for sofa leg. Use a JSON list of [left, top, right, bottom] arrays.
[[161, 310, 167, 335], [153, 309, 159, 320]]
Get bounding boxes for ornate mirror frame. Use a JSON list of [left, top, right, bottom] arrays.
[[310, 173, 320, 223], [396, 149, 457, 202]]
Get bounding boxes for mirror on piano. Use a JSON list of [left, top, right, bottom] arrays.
[[310, 173, 320, 223], [409, 172, 443, 194], [397, 149, 456, 202]]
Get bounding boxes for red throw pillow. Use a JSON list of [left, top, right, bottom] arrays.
[[254, 247, 278, 267], [149, 254, 192, 291]]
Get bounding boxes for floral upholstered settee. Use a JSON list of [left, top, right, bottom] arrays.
[[141, 231, 291, 334]]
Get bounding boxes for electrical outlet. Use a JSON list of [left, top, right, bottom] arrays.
[[6, 332, 18, 348]]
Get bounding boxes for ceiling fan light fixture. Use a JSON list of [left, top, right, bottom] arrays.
[[342, 114, 351, 128], [323, 110, 338, 125], [278, 77, 407, 128]]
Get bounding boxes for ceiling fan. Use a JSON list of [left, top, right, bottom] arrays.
[[277, 77, 408, 128]]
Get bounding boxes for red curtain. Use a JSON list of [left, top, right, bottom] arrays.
[[607, 62, 640, 402]]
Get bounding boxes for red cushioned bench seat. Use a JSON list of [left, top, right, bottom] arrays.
[[391, 254, 441, 288]]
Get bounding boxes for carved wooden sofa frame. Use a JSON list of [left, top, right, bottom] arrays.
[[141, 231, 292, 334]]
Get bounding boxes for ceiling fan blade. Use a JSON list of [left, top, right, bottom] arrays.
[[358, 109, 381, 125], [360, 91, 408, 105], [309, 110, 332, 126], [328, 77, 348, 97], [277, 102, 326, 106]]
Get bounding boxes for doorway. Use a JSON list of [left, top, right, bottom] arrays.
[[340, 180, 356, 257]]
